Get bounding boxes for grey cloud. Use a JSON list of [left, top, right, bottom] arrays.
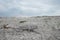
[[0, 0, 60, 17]]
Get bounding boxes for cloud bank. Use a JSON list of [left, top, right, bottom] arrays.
[[0, 0, 60, 17]]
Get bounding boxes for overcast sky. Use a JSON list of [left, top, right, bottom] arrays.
[[0, 0, 60, 17]]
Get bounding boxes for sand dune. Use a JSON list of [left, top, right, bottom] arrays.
[[0, 16, 60, 40]]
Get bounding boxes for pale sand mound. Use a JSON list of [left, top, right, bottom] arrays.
[[0, 16, 60, 40]]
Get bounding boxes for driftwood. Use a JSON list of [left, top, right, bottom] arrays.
[[0, 24, 11, 29], [0, 24, 41, 35]]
